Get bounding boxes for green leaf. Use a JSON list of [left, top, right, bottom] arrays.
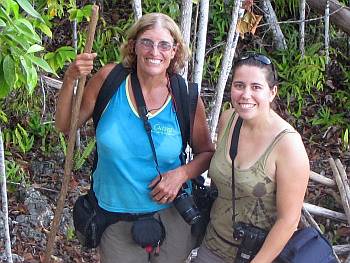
[[27, 44, 44, 54], [35, 22, 52, 38], [0, 18, 6, 27], [15, 18, 41, 43], [5, 31, 31, 50], [0, 70, 11, 98], [27, 55, 56, 75], [3, 55, 16, 87], [16, 0, 44, 22], [19, 55, 32, 89], [26, 64, 37, 94], [9, 0, 20, 19]]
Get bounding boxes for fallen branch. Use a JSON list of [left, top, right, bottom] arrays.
[[335, 159, 350, 205], [303, 202, 347, 222], [329, 158, 350, 224], [333, 244, 350, 256], [43, 5, 99, 263], [310, 171, 336, 187], [301, 207, 322, 232]]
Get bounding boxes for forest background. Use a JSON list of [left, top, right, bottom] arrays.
[[0, 0, 349, 262]]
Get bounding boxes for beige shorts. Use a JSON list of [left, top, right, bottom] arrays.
[[99, 205, 194, 263]]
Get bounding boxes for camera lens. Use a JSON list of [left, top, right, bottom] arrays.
[[173, 190, 201, 225]]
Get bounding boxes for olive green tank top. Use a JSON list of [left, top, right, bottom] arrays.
[[204, 112, 295, 262]]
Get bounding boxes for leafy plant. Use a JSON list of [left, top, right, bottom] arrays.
[[272, 44, 326, 117], [74, 138, 96, 171], [5, 159, 26, 184], [0, 0, 55, 97], [66, 226, 75, 241], [68, 4, 92, 23], [273, 0, 299, 18], [58, 133, 95, 171], [311, 106, 346, 127], [44, 46, 76, 72], [14, 123, 34, 154], [143, 0, 180, 19]]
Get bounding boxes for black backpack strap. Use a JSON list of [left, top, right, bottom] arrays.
[[169, 74, 189, 152], [92, 63, 129, 129], [169, 74, 199, 164], [188, 82, 199, 148], [91, 63, 129, 174]]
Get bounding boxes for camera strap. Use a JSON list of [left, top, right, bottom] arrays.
[[130, 70, 162, 178], [229, 115, 243, 226]]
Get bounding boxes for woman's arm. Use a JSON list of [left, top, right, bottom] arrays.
[[150, 97, 215, 203], [251, 132, 310, 263], [55, 53, 114, 134]]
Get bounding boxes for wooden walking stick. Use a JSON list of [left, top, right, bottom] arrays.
[[43, 5, 99, 263]]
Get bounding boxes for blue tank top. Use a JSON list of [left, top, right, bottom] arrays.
[[93, 76, 182, 213]]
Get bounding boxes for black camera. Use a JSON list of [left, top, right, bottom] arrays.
[[173, 184, 201, 225], [233, 222, 267, 263]]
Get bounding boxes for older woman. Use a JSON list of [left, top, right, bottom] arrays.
[[55, 13, 214, 263]]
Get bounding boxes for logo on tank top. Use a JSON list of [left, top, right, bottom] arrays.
[[153, 123, 176, 136]]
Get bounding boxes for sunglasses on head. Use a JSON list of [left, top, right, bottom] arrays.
[[238, 53, 277, 80]]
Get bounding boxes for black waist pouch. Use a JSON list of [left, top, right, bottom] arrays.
[[131, 214, 166, 251], [73, 190, 166, 250], [73, 190, 119, 248]]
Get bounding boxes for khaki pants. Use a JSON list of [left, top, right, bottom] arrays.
[[99, 206, 194, 263], [193, 244, 226, 263]]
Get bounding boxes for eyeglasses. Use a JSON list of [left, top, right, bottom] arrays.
[[238, 53, 277, 80], [137, 38, 175, 52]]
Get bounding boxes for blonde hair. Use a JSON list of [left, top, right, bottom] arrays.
[[120, 13, 190, 75]]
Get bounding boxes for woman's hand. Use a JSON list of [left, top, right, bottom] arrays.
[[64, 53, 97, 82], [149, 167, 188, 204]]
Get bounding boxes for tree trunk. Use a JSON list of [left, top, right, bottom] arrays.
[[192, 0, 209, 92], [299, 0, 306, 57], [132, 0, 142, 21], [0, 128, 13, 263], [209, 0, 244, 140], [260, 0, 287, 50], [180, 0, 193, 79], [306, 0, 350, 35]]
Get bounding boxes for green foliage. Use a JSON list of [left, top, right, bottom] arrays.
[[74, 138, 96, 171], [66, 226, 75, 241], [311, 106, 346, 127], [0, 0, 54, 98], [272, 44, 326, 117], [27, 112, 56, 152], [209, 1, 230, 42], [58, 132, 67, 156], [142, 0, 180, 19], [273, 0, 299, 18], [92, 27, 121, 65], [13, 123, 34, 154], [44, 46, 76, 72], [68, 4, 92, 23], [58, 133, 95, 171], [5, 159, 26, 184], [0, 110, 8, 123]]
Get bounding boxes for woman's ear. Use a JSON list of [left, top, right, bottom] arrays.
[[170, 43, 178, 59], [269, 85, 278, 103]]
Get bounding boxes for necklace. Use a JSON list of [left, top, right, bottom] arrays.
[[146, 90, 170, 113], [146, 75, 171, 114]]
